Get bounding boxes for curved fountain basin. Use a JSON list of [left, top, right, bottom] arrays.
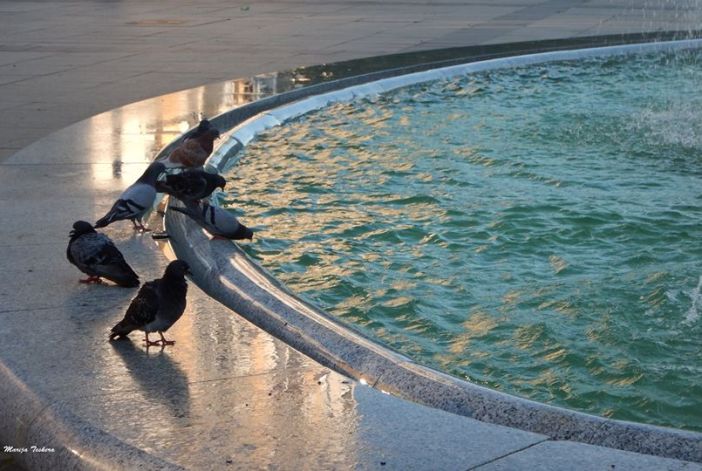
[[164, 38, 702, 461], [223, 48, 702, 430]]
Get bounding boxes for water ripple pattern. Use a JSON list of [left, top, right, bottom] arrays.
[[223, 50, 702, 431]]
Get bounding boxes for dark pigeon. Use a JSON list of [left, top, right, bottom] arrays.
[[94, 162, 165, 231], [109, 260, 190, 346], [169, 200, 253, 240], [155, 168, 226, 202], [67, 221, 139, 287]]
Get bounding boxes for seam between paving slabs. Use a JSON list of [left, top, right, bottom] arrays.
[[467, 439, 551, 471]]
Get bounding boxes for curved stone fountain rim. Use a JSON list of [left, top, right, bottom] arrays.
[[163, 38, 702, 462]]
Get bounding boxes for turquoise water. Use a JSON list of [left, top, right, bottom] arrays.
[[223, 51, 702, 431]]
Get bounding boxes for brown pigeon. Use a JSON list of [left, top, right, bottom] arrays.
[[166, 123, 220, 168]]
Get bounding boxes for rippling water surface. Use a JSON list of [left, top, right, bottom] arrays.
[[222, 51, 702, 431]]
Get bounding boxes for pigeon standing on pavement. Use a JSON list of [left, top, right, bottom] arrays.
[[94, 162, 165, 231], [165, 125, 220, 168], [109, 260, 190, 346], [169, 200, 253, 240], [67, 221, 140, 287], [155, 168, 226, 202]]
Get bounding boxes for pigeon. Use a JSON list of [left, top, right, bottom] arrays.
[[94, 162, 165, 231], [169, 200, 253, 240], [155, 168, 226, 202], [67, 221, 139, 287], [165, 125, 220, 168], [181, 118, 213, 141], [109, 260, 190, 346]]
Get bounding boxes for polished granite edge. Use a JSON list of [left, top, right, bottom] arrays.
[[162, 37, 702, 463]]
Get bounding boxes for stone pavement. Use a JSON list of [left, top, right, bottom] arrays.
[[2, 0, 702, 159], [1, 1, 701, 470]]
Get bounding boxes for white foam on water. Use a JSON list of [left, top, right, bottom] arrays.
[[684, 275, 702, 325], [633, 107, 702, 149]]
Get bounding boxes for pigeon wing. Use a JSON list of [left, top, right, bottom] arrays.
[[156, 171, 208, 201], [95, 183, 156, 227], [168, 139, 208, 168], [109, 280, 159, 339], [209, 205, 245, 238], [171, 202, 251, 239], [89, 235, 139, 287], [68, 232, 107, 275]]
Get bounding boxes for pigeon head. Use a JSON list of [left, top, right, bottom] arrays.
[[214, 174, 226, 190], [165, 260, 191, 278], [205, 128, 221, 140], [138, 162, 166, 185], [196, 119, 212, 132], [70, 220, 96, 238], [235, 224, 254, 241]]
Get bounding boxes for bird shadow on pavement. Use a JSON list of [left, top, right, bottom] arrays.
[[109, 340, 191, 421]]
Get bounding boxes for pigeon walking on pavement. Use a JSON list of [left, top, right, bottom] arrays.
[[67, 221, 140, 287], [165, 122, 220, 168], [169, 200, 253, 241], [109, 260, 190, 346], [155, 168, 226, 202], [94, 162, 165, 232]]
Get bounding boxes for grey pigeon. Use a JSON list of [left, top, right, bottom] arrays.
[[109, 260, 190, 346], [169, 200, 253, 240], [67, 221, 139, 287], [155, 169, 226, 202], [95, 162, 165, 231]]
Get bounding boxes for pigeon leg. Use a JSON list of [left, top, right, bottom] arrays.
[[136, 220, 152, 233], [143, 332, 162, 347], [158, 331, 176, 346], [79, 276, 103, 284]]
